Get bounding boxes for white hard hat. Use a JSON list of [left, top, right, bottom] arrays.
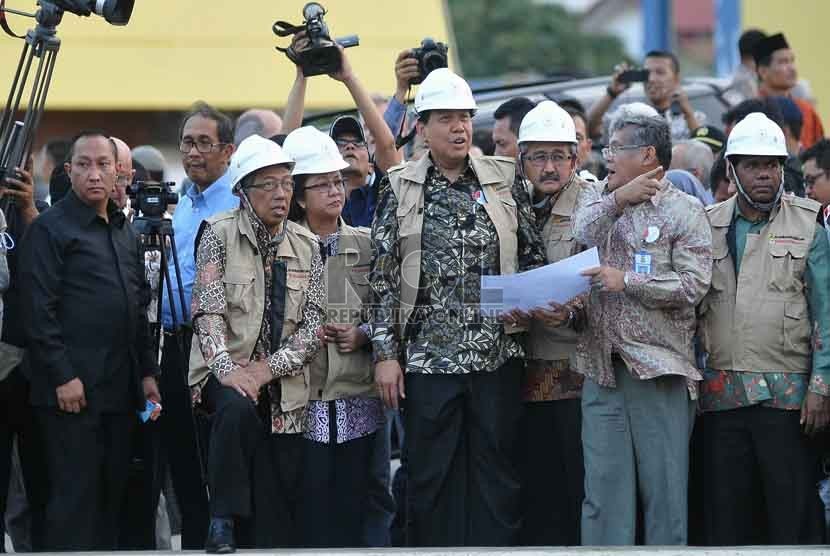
[[518, 100, 577, 145], [282, 126, 349, 176], [414, 68, 477, 114], [725, 112, 788, 159], [229, 134, 294, 191]]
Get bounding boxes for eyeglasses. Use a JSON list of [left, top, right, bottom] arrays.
[[179, 139, 226, 154], [804, 171, 828, 189], [305, 179, 346, 193], [334, 137, 367, 149], [523, 152, 574, 167], [115, 174, 131, 186], [246, 179, 294, 192], [601, 144, 648, 160]]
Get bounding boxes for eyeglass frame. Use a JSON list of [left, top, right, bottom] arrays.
[[522, 151, 575, 168], [803, 169, 830, 189], [304, 178, 347, 194], [245, 179, 295, 193], [334, 137, 367, 149], [178, 139, 228, 154], [601, 144, 650, 160]]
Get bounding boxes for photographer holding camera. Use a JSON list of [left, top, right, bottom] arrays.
[[587, 51, 705, 142], [281, 32, 400, 227]]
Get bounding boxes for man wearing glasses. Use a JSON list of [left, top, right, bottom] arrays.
[[801, 138, 830, 237], [572, 113, 712, 545], [160, 102, 238, 549], [514, 100, 588, 546]]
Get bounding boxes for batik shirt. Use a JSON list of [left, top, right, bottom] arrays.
[[370, 158, 545, 374], [699, 205, 830, 412], [191, 200, 326, 434], [571, 179, 712, 396]]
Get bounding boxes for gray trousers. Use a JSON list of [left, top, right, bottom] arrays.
[[581, 357, 695, 546]]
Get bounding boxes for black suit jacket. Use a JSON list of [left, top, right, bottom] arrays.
[[19, 191, 159, 410]]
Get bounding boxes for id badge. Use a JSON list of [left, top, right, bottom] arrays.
[[634, 250, 652, 274]]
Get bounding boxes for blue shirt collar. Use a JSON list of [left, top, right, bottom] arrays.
[[185, 169, 232, 202]]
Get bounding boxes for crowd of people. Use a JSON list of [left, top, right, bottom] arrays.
[[0, 24, 829, 554]]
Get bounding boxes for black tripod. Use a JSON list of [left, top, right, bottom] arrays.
[[133, 215, 210, 504]]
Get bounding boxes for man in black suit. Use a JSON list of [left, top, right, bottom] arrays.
[[19, 131, 161, 551]]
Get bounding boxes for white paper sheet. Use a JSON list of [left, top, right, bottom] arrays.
[[480, 247, 599, 317]]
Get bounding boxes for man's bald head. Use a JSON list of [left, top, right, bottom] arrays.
[[110, 137, 134, 209], [670, 140, 714, 188], [234, 109, 283, 146]]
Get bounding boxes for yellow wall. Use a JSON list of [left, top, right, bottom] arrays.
[[0, 0, 451, 110], [743, 1, 830, 127]]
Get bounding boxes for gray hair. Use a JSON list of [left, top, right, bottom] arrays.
[[609, 114, 672, 169], [672, 140, 714, 188]]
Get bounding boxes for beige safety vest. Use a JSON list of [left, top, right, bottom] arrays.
[[386, 153, 522, 337], [699, 194, 820, 373], [301, 220, 376, 401], [189, 209, 318, 412], [527, 179, 585, 361]]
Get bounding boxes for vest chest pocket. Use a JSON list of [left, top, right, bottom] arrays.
[[224, 269, 254, 314], [347, 270, 371, 304], [710, 240, 732, 294], [783, 300, 811, 355], [768, 240, 809, 293], [396, 199, 422, 238], [283, 279, 306, 334], [545, 223, 575, 263]]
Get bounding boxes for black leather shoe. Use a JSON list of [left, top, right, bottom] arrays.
[[205, 517, 235, 554]]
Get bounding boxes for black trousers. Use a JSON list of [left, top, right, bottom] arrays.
[[159, 330, 209, 549], [36, 408, 135, 551], [0, 368, 46, 552], [117, 418, 163, 549], [702, 405, 825, 545], [404, 359, 523, 547], [201, 375, 306, 548], [518, 398, 584, 546], [298, 410, 375, 547]]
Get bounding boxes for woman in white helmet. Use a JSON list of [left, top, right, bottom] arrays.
[[282, 126, 383, 547], [189, 134, 326, 553]]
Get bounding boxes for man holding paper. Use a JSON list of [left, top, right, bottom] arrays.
[[513, 100, 589, 546], [370, 68, 544, 546], [571, 113, 712, 545]]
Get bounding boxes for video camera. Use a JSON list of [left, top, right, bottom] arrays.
[[273, 2, 359, 77], [42, 0, 134, 25], [128, 181, 178, 219], [410, 38, 448, 85]]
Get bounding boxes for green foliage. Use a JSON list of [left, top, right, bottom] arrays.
[[447, 0, 627, 79]]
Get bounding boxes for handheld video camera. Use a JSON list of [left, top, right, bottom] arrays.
[[128, 181, 178, 219], [273, 2, 359, 77], [410, 38, 448, 85]]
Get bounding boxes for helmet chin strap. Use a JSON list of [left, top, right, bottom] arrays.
[[727, 159, 784, 213]]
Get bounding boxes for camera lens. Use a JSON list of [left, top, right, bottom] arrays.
[[422, 51, 447, 74]]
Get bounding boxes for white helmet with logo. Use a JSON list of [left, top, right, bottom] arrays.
[[414, 68, 477, 114], [229, 134, 294, 192], [283, 126, 349, 176], [725, 112, 788, 159], [518, 100, 577, 145]]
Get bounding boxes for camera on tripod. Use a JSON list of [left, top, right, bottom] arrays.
[[43, 0, 134, 25], [128, 181, 178, 219], [409, 38, 449, 85], [273, 2, 359, 77]]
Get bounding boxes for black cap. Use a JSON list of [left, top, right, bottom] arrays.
[[753, 33, 790, 64], [329, 115, 366, 143], [691, 126, 727, 154]]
